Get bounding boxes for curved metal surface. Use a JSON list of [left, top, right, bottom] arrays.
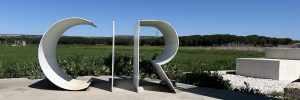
[[38, 18, 96, 90], [140, 20, 179, 65], [134, 20, 179, 92]]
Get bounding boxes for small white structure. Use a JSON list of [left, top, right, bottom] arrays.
[[134, 20, 179, 92], [22, 41, 26, 46], [38, 18, 97, 90], [237, 47, 300, 81]]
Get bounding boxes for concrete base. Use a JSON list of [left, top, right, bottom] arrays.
[[236, 58, 300, 80], [265, 47, 300, 60], [0, 76, 270, 100]]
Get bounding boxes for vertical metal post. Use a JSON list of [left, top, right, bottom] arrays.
[[111, 18, 115, 91]]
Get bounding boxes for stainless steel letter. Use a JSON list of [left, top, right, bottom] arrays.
[[38, 18, 97, 90], [134, 20, 179, 92]]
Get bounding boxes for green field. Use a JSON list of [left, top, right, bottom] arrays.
[[0, 44, 263, 72]]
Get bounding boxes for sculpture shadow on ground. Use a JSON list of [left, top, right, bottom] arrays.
[[28, 77, 174, 93], [292, 79, 300, 82], [110, 76, 174, 93], [139, 79, 175, 93], [89, 78, 111, 92], [28, 78, 66, 91], [28, 77, 112, 92], [177, 86, 271, 100], [113, 77, 136, 92]]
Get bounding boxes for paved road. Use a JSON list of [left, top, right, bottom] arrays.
[[0, 76, 270, 100]]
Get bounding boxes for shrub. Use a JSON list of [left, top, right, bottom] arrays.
[[0, 61, 43, 79], [139, 56, 158, 79], [59, 53, 110, 77], [162, 63, 183, 81], [113, 54, 133, 76], [180, 72, 232, 90]]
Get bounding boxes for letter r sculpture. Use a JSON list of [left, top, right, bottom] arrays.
[[133, 20, 179, 92]]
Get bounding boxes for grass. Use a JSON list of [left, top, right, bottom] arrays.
[[0, 44, 263, 73]]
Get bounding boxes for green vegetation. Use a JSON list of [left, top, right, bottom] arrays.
[[0, 44, 263, 92], [0, 44, 263, 75], [177, 72, 232, 90], [1, 34, 294, 46]]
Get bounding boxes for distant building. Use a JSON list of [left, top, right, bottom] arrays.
[[0, 34, 42, 38], [0, 34, 22, 37], [22, 41, 26, 46]]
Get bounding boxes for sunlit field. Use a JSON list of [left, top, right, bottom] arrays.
[[0, 44, 263, 72]]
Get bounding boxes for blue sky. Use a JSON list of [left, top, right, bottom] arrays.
[[0, 0, 300, 39]]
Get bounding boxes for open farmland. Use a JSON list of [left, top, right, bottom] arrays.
[[0, 45, 263, 73]]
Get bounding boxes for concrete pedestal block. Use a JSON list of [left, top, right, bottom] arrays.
[[265, 47, 300, 60], [236, 58, 300, 80]]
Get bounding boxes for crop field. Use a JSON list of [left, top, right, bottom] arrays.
[[0, 44, 263, 73]]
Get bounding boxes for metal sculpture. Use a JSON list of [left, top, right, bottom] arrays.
[[133, 20, 179, 92], [38, 18, 179, 92], [38, 18, 97, 90]]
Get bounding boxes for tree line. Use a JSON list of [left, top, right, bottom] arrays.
[[178, 34, 294, 47], [138, 34, 294, 47], [0, 34, 295, 47]]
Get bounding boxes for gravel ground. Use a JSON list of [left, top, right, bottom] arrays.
[[221, 74, 293, 94]]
